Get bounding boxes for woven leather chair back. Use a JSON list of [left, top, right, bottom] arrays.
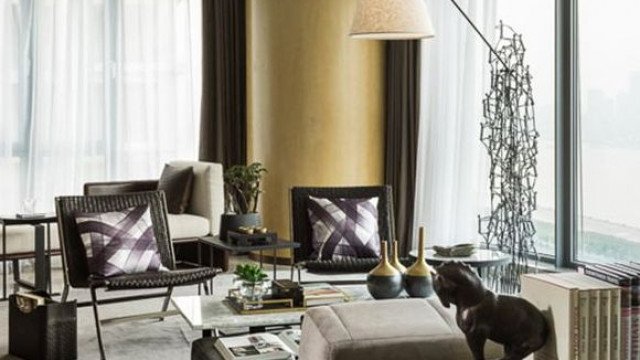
[[55, 191, 175, 288], [290, 186, 396, 263]]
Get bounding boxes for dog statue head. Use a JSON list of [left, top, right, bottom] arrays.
[[433, 261, 486, 308]]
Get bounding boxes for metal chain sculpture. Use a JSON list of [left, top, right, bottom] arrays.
[[478, 22, 539, 294]]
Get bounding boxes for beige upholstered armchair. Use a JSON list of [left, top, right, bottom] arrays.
[[84, 160, 226, 268]]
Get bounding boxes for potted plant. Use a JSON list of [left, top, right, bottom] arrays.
[[234, 264, 269, 305], [220, 162, 267, 239]]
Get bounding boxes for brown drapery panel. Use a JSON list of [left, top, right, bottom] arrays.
[[384, 40, 421, 256], [199, 0, 247, 168]]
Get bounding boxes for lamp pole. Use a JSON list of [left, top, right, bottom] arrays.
[[448, 0, 510, 70]]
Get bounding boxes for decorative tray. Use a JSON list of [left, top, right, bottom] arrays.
[[227, 231, 278, 246], [224, 296, 306, 315]]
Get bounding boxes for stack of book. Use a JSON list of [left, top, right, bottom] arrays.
[[579, 263, 640, 360], [214, 330, 300, 360], [521, 272, 621, 360], [301, 283, 347, 307]]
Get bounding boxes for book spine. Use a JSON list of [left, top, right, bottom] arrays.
[[601, 289, 611, 360], [612, 289, 621, 360], [622, 285, 632, 360], [579, 290, 590, 360], [572, 290, 580, 360], [632, 284, 640, 360], [590, 289, 601, 360]]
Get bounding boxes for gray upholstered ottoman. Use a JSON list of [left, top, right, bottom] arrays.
[[298, 298, 503, 360]]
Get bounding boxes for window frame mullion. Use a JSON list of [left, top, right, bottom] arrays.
[[555, 0, 579, 268]]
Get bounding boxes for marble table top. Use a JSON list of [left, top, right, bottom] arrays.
[[408, 248, 511, 268], [172, 285, 371, 331]]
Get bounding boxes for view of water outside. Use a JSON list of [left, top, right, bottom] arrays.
[[577, 0, 640, 263]]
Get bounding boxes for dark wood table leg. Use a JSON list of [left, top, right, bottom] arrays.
[[290, 248, 294, 281], [197, 242, 203, 295], [34, 224, 47, 293], [209, 247, 215, 291], [46, 223, 52, 294], [2, 224, 6, 300], [273, 248, 277, 280]]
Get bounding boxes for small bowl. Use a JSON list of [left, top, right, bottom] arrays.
[[432, 243, 476, 257]]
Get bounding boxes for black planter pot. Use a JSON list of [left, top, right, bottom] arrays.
[[219, 213, 262, 240]]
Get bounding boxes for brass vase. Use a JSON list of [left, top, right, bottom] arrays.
[[404, 227, 434, 298], [389, 240, 407, 274], [366, 240, 403, 299]]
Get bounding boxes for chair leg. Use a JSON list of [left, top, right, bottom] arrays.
[[90, 287, 107, 360], [159, 286, 173, 321], [12, 259, 22, 294], [60, 284, 69, 303], [203, 281, 210, 295]]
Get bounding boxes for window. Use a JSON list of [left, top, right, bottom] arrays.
[[575, 0, 640, 263], [415, 0, 556, 258], [496, 0, 556, 257], [0, 0, 201, 214]]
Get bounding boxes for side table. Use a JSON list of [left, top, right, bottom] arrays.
[[198, 236, 300, 280], [408, 248, 510, 274], [1, 214, 57, 300]]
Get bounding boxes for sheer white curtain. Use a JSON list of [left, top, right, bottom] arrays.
[[413, 0, 497, 247], [0, 0, 201, 214]]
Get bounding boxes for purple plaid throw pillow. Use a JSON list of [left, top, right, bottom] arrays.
[[307, 196, 381, 261], [75, 205, 167, 277]]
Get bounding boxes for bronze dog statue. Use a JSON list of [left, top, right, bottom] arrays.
[[433, 261, 548, 360]]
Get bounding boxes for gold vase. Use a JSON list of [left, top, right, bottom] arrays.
[[404, 227, 434, 298], [366, 240, 403, 299], [389, 240, 407, 274]]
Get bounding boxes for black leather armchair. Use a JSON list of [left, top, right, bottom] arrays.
[[290, 186, 411, 282], [56, 191, 220, 359]]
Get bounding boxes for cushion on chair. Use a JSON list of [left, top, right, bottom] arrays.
[[299, 298, 503, 360], [169, 161, 224, 236], [92, 267, 221, 290], [167, 214, 210, 240], [75, 205, 166, 277], [307, 196, 381, 261], [158, 164, 195, 214]]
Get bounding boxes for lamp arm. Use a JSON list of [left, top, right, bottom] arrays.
[[448, 0, 510, 70]]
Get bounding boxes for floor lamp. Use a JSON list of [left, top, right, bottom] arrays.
[[350, 0, 540, 294]]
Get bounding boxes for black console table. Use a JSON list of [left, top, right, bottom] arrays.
[[1, 214, 57, 300], [199, 235, 300, 280]]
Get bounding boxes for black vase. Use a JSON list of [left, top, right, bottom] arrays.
[[366, 241, 403, 299], [404, 227, 434, 298], [219, 213, 262, 240]]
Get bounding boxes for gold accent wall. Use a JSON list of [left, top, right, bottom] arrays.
[[247, 0, 385, 256]]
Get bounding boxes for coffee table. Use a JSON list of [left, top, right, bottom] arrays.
[[172, 285, 371, 338]]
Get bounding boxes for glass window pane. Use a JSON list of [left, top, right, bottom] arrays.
[[496, 0, 556, 256], [577, 0, 640, 262]]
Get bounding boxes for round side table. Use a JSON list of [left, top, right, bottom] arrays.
[[408, 248, 511, 278]]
